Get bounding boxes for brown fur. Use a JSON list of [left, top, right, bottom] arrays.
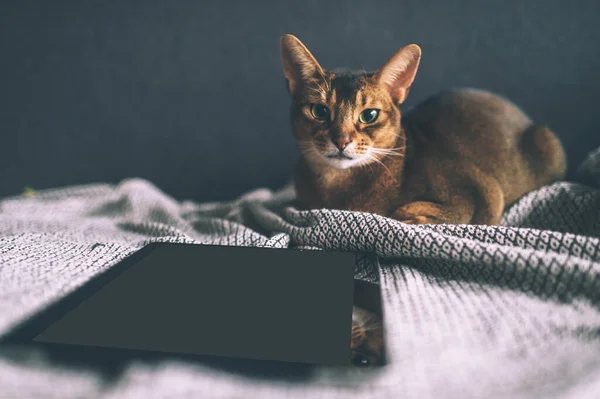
[[280, 34, 567, 225]]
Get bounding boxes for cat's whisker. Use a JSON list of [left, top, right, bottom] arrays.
[[352, 325, 380, 334], [356, 156, 370, 168], [318, 73, 330, 92], [370, 148, 402, 154], [308, 92, 326, 102], [360, 322, 382, 332], [309, 77, 324, 90], [357, 154, 380, 172], [371, 146, 406, 153], [371, 153, 404, 160], [308, 87, 325, 97], [366, 162, 375, 174], [309, 77, 327, 98], [386, 146, 407, 151], [366, 153, 392, 175], [370, 147, 406, 158], [372, 153, 404, 159]]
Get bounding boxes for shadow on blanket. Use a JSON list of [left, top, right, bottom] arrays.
[[0, 342, 316, 387]]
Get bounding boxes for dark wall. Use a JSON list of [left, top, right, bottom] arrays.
[[1, 0, 599, 201]]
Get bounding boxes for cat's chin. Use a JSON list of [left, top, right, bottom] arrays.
[[314, 152, 365, 169], [323, 157, 363, 169], [305, 153, 367, 170]]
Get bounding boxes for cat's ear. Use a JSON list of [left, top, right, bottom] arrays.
[[280, 34, 325, 95], [374, 44, 422, 104]]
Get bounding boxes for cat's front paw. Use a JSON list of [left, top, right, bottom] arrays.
[[392, 201, 446, 224]]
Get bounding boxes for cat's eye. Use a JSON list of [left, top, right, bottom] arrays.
[[310, 104, 330, 120], [351, 353, 372, 367], [359, 109, 380, 124]]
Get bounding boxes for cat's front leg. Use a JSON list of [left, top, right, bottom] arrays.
[[390, 201, 474, 225]]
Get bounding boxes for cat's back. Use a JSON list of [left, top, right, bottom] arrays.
[[403, 88, 533, 146], [401, 87, 566, 205]]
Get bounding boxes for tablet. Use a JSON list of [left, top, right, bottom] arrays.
[[9, 243, 356, 366]]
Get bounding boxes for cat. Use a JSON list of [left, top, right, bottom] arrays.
[[351, 305, 384, 367], [280, 34, 566, 225]]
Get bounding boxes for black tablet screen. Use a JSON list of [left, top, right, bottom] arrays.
[[32, 243, 356, 366]]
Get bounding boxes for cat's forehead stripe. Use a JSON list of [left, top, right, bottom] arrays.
[[331, 72, 366, 104], [326, 73, 336, 103]]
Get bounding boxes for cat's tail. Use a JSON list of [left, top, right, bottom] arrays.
[[519, 124, 567, 187]]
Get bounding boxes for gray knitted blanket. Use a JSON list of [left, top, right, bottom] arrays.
[[1, 148, 599, 399]]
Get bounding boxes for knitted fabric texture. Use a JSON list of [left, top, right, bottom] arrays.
[[0, 147, 599, 398]]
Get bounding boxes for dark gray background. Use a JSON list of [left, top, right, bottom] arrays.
[[1, 0, 599, 202]]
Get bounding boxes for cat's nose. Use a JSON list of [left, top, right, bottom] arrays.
[[334, 136, 352, 151]]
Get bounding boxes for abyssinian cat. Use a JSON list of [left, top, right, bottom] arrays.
[[280, 34, 567, 367], [280, 34, 566, 225]]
